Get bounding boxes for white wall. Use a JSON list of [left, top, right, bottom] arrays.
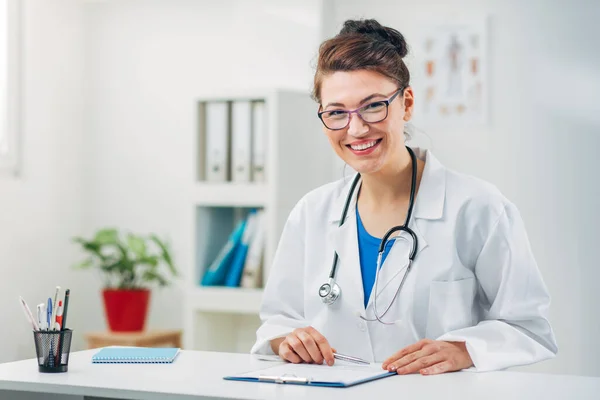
[[0, 0, 104, 363], [326, 0, 600, 376], [83, 0, 323, 333]]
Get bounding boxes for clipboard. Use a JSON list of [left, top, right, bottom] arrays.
[[224, 363, 396, 388]]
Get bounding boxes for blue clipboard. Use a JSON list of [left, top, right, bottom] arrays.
[[224, 364, 396, 388]]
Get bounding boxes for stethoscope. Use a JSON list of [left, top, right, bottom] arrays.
[[318, 146, 419, 325]]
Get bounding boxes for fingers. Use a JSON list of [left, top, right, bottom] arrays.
[[295, 330, 324, 364], [394, 353, 445, 375], [306, 327, 335, 366], [280, 327, 334, 365], [278, 342, 302, 364], [420, 360, 455, 375], [382, 339, 432, 369], [386, 342, 438, 373], [286, 333, 313, 363]]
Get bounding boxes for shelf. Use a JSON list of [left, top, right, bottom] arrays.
[[192, 182, 269, 207], [187, 287, 264, 314]]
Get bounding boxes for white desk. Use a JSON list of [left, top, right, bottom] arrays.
[[0, 349, 598, 400]]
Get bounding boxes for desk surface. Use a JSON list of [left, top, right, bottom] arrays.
[[0, 349, 598, 400]]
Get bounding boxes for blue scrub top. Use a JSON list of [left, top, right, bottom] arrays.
[[356, 207, 394, 308]]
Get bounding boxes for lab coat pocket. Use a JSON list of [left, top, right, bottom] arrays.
[[425, 277, 476, 339]]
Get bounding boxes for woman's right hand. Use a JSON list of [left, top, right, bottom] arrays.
[[270, 327, 335, 366]]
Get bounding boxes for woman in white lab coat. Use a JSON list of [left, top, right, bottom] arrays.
[[251, 19, 557, 375]]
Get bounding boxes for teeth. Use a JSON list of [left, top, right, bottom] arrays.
[[350, 140, 378, 151]]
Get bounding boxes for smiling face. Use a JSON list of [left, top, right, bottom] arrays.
[[319, 70, 414, 176]]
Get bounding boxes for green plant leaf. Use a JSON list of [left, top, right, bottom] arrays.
[[73, 258, 94, 269], [94, 228, 119, 245], [139, 255, 159, 267], [101, 260, 123, 273], [73, 229, 177, 290], [73, 237, 107, 261], [150, 234, 177, 276], [142, 270, 168, 286], [127, 234, 147, 259]]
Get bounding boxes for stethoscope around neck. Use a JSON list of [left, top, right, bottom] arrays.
[[318, 146, 419, 325]]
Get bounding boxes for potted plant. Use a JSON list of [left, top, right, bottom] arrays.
[[73, 228, 177, 332]]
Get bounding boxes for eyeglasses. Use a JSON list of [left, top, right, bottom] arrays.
[[317, 87, 405, 131]]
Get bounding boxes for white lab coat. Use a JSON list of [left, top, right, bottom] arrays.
[[251, 147, 557, 372]]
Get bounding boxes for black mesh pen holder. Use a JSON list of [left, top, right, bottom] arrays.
[[33, 329, 73, 373]]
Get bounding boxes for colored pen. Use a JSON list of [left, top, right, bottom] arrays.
[[61, 289, 70, 330], [56, 301, 63, 329], [19, 296, 40, 331], [333, 352, 370, 365], [50, 286, 61, 331], [47, 298, 52, 331]]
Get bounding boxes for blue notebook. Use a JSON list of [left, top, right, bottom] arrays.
[[91, 347, 180, 364]]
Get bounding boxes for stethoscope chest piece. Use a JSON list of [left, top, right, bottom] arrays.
[[319, 279, 341, 305]]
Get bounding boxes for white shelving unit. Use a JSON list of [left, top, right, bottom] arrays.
[[183, 88, 332, 353]]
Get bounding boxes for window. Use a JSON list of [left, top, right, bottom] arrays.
[[0, 0, 19, 174]]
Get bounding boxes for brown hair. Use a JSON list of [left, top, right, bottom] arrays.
[[312, 19, 411, 104]]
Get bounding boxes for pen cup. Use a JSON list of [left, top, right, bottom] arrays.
[[33, 329, 73, 373]]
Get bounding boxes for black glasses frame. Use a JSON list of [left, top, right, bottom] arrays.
[[317, 87, 405, 131]]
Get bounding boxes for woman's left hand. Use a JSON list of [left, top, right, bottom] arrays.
[[382, 339, 473, 375]]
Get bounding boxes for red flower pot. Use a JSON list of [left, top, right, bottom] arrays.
[[102, 289, 150, 332]]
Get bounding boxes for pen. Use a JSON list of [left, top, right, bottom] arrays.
[[61, 289, 70, 330], [19, 296, 40, 331], [39, 303, 47, 330], [47, 298, 52, 331], [333, 352, 370, 365], [50, 286, 61, 331], [56, 301, 63, 329], [36, 304, 43, 330]]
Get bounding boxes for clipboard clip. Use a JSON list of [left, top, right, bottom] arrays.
[[258, 374, 312, 384]]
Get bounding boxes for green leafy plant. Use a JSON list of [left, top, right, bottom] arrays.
[[73, 228, 177, 289]]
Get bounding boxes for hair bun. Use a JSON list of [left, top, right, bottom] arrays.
[[340, 19, 408, 58]]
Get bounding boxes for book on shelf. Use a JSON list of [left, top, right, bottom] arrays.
[[240, 210, 265, 288], [200, 209, 265, 288], [200, 218, 246, 286], [224, 210, 258, 287]]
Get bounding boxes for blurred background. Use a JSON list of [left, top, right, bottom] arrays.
[[1, 0, 599, 378]]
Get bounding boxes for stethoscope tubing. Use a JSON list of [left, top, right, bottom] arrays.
[[319, 146, 419, 324]]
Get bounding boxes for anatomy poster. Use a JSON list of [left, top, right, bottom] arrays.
[[416, 18, 488, 126]]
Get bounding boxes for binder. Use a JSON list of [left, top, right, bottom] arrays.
[[224, 211, 258, 287], [91, 347, 180, 364], [201, 219, 246, 286], [224, 363, 395, 388], [231, 101, 252, 182], [240, 209, 265, 288], [251, 101, 267, 182], [205, 101, 230, 182]]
